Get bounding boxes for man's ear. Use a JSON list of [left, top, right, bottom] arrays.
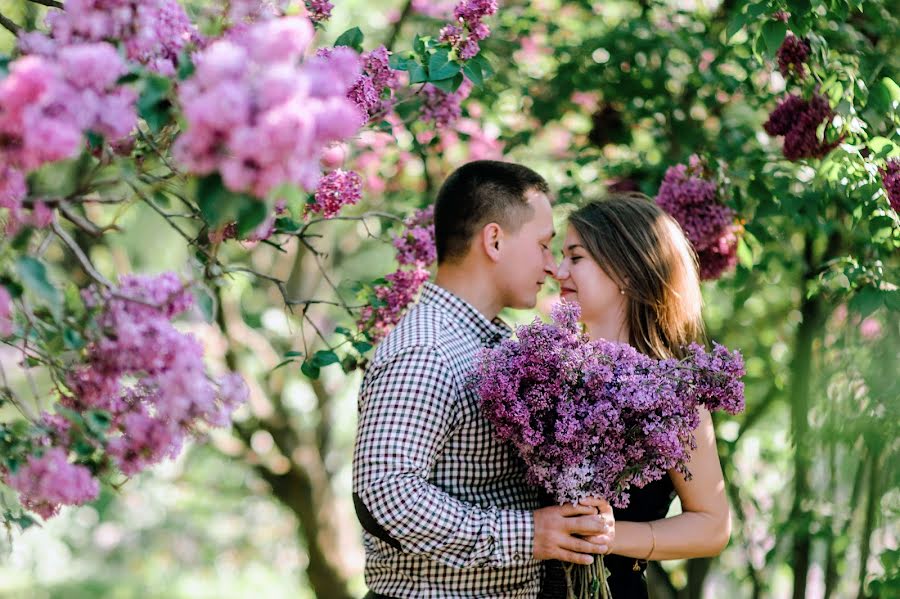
[[481, 223, 503, 262]]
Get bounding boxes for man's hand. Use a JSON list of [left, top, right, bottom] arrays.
[[532, 500, 614, 565]]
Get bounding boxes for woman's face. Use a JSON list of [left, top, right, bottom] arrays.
[[555, 226, 627, 333]]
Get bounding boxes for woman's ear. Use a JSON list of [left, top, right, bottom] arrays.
[[481, 223, 503, 262]]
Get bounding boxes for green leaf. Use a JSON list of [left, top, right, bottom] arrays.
[[312, 349, 340, 367], [63, 328, 85, 350], [430, 72, 464, 93], [869, 136, 898, 159], [413, 35, 427, 56], [272, 358, 296, 372], [137, 74, 173, 134], [408, 61, 428, 84], [428, 48, 460, 81], [11, 227, 33, 252], [196, 173, 237, 227], [176, 51, 195, 80], [761, 20, 787, 55], [463, 59, 484, 87], [737, 238, 753, 268], [234, 196, 270, 238], [301, 360, 321, 379], [869, 77, 900, 112], [0, 55, 10, 77], [849, 286, 883, 318], [884, 290, 900, 312], [352, 340, 373, 354], [194, 285, 217, 323], [335, 27, 364, 52], [285, 350, 305, 357], [15, 257, 61, 308], [84, 410, 112, 437], [471, 54, 494, 80], [335, 326, 352, 337], [341, 355, 358, 373]]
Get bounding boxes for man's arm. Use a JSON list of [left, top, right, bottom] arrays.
[[352, 345, 533, 569]]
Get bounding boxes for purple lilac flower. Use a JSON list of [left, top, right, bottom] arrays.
[[878, 158, 900, 213], [472, 301, 745, 507]]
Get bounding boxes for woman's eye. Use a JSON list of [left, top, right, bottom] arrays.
[[571, 256, 582, 263]]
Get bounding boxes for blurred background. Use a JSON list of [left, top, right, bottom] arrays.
[[0, 0, 897, 598]]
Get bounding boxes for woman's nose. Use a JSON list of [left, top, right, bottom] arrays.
[[555, 261, 569, 280]]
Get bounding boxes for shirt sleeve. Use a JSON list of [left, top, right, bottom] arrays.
[[352, 345, 534, 569]]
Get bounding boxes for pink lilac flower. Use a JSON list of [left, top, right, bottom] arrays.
[[0, 45, 137, 176], [319, 45, 398, 123], [307, 169, 362, 219], [763, 92, 841, 161], [421, 79, 473, 128], [438, 0, 497, 60], [305, 0, 334, 22], [878, 158, 900, 212], [57, 273, 251, 483], [412, 0, 457, 18], [357, 267, 431, 341], [0, 285, 13, 337], [777, 34, 811, 79], [175, 18, 362, 198], [472, 301, 745, 507], [39, 0, 200, 76], [655, 155, 739, 280], [6, 448, 100, 519], [392, 206, 436, 266], [772, 10, 790, 22]]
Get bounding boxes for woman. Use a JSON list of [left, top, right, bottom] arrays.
[[544, 193, 732, 598]]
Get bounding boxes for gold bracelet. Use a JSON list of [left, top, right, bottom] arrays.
[[644, 521, 656, 560], [632, 521, 657, 572]]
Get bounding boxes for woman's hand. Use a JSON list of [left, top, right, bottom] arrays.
[[578, 496, 616, 554]]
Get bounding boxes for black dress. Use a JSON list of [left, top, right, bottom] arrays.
[[541, 476, 676, 599]]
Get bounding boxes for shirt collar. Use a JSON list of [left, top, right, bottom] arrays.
[[419, 282, 512, 346]]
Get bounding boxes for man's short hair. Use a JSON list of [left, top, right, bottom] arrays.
[[434, 160, 550, 263]]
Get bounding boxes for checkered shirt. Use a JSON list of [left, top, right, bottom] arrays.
[[353, 282, 542, 598]]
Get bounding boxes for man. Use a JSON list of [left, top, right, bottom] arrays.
[[353, 160, 613, 598]]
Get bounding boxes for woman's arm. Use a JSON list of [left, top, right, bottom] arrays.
[[585, 408, 732, 560]]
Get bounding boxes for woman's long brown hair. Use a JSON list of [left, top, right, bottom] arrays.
[[568, 193, 705, 359]]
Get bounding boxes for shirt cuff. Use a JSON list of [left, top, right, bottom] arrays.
[[496, 509, 535, 566]]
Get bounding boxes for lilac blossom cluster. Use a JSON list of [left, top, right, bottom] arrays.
[[421, 79, 473, 128], [472, 302, 744, 507], [763, 91, 841, 161], [777, 34, 811, 79], [305, 0, 335, 22], [20, 0, 200, 76], [439, 0, 498, 60], [4, 273, 248, 519], [878, 158, 900, 213], [174, 17, 363, 199], [0, 44, 137, 234], [392, 206, 437, 266], [357, 267, 431, 342], [307, 169, 363, 218], [656, 155, 740, 280], [319, 45, 398, 123]]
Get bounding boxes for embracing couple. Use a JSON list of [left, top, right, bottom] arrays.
[[352, 160, 731, 598]]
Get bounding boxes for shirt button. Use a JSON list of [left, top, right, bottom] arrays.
[[513, 551, 522, 561]]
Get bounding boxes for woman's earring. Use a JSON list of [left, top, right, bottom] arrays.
[[619, 288, 626, 295]]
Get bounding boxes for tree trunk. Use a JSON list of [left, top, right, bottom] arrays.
[[789, 236, 827, 599]]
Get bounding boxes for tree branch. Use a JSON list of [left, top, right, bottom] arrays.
[[385, 0, 414, 51], [50, 218, 113, 288], [0, 11, 21, 35], [25, 0, 64, 8]]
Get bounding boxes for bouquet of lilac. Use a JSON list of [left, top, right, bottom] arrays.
[[471, 302, 744, 599]]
